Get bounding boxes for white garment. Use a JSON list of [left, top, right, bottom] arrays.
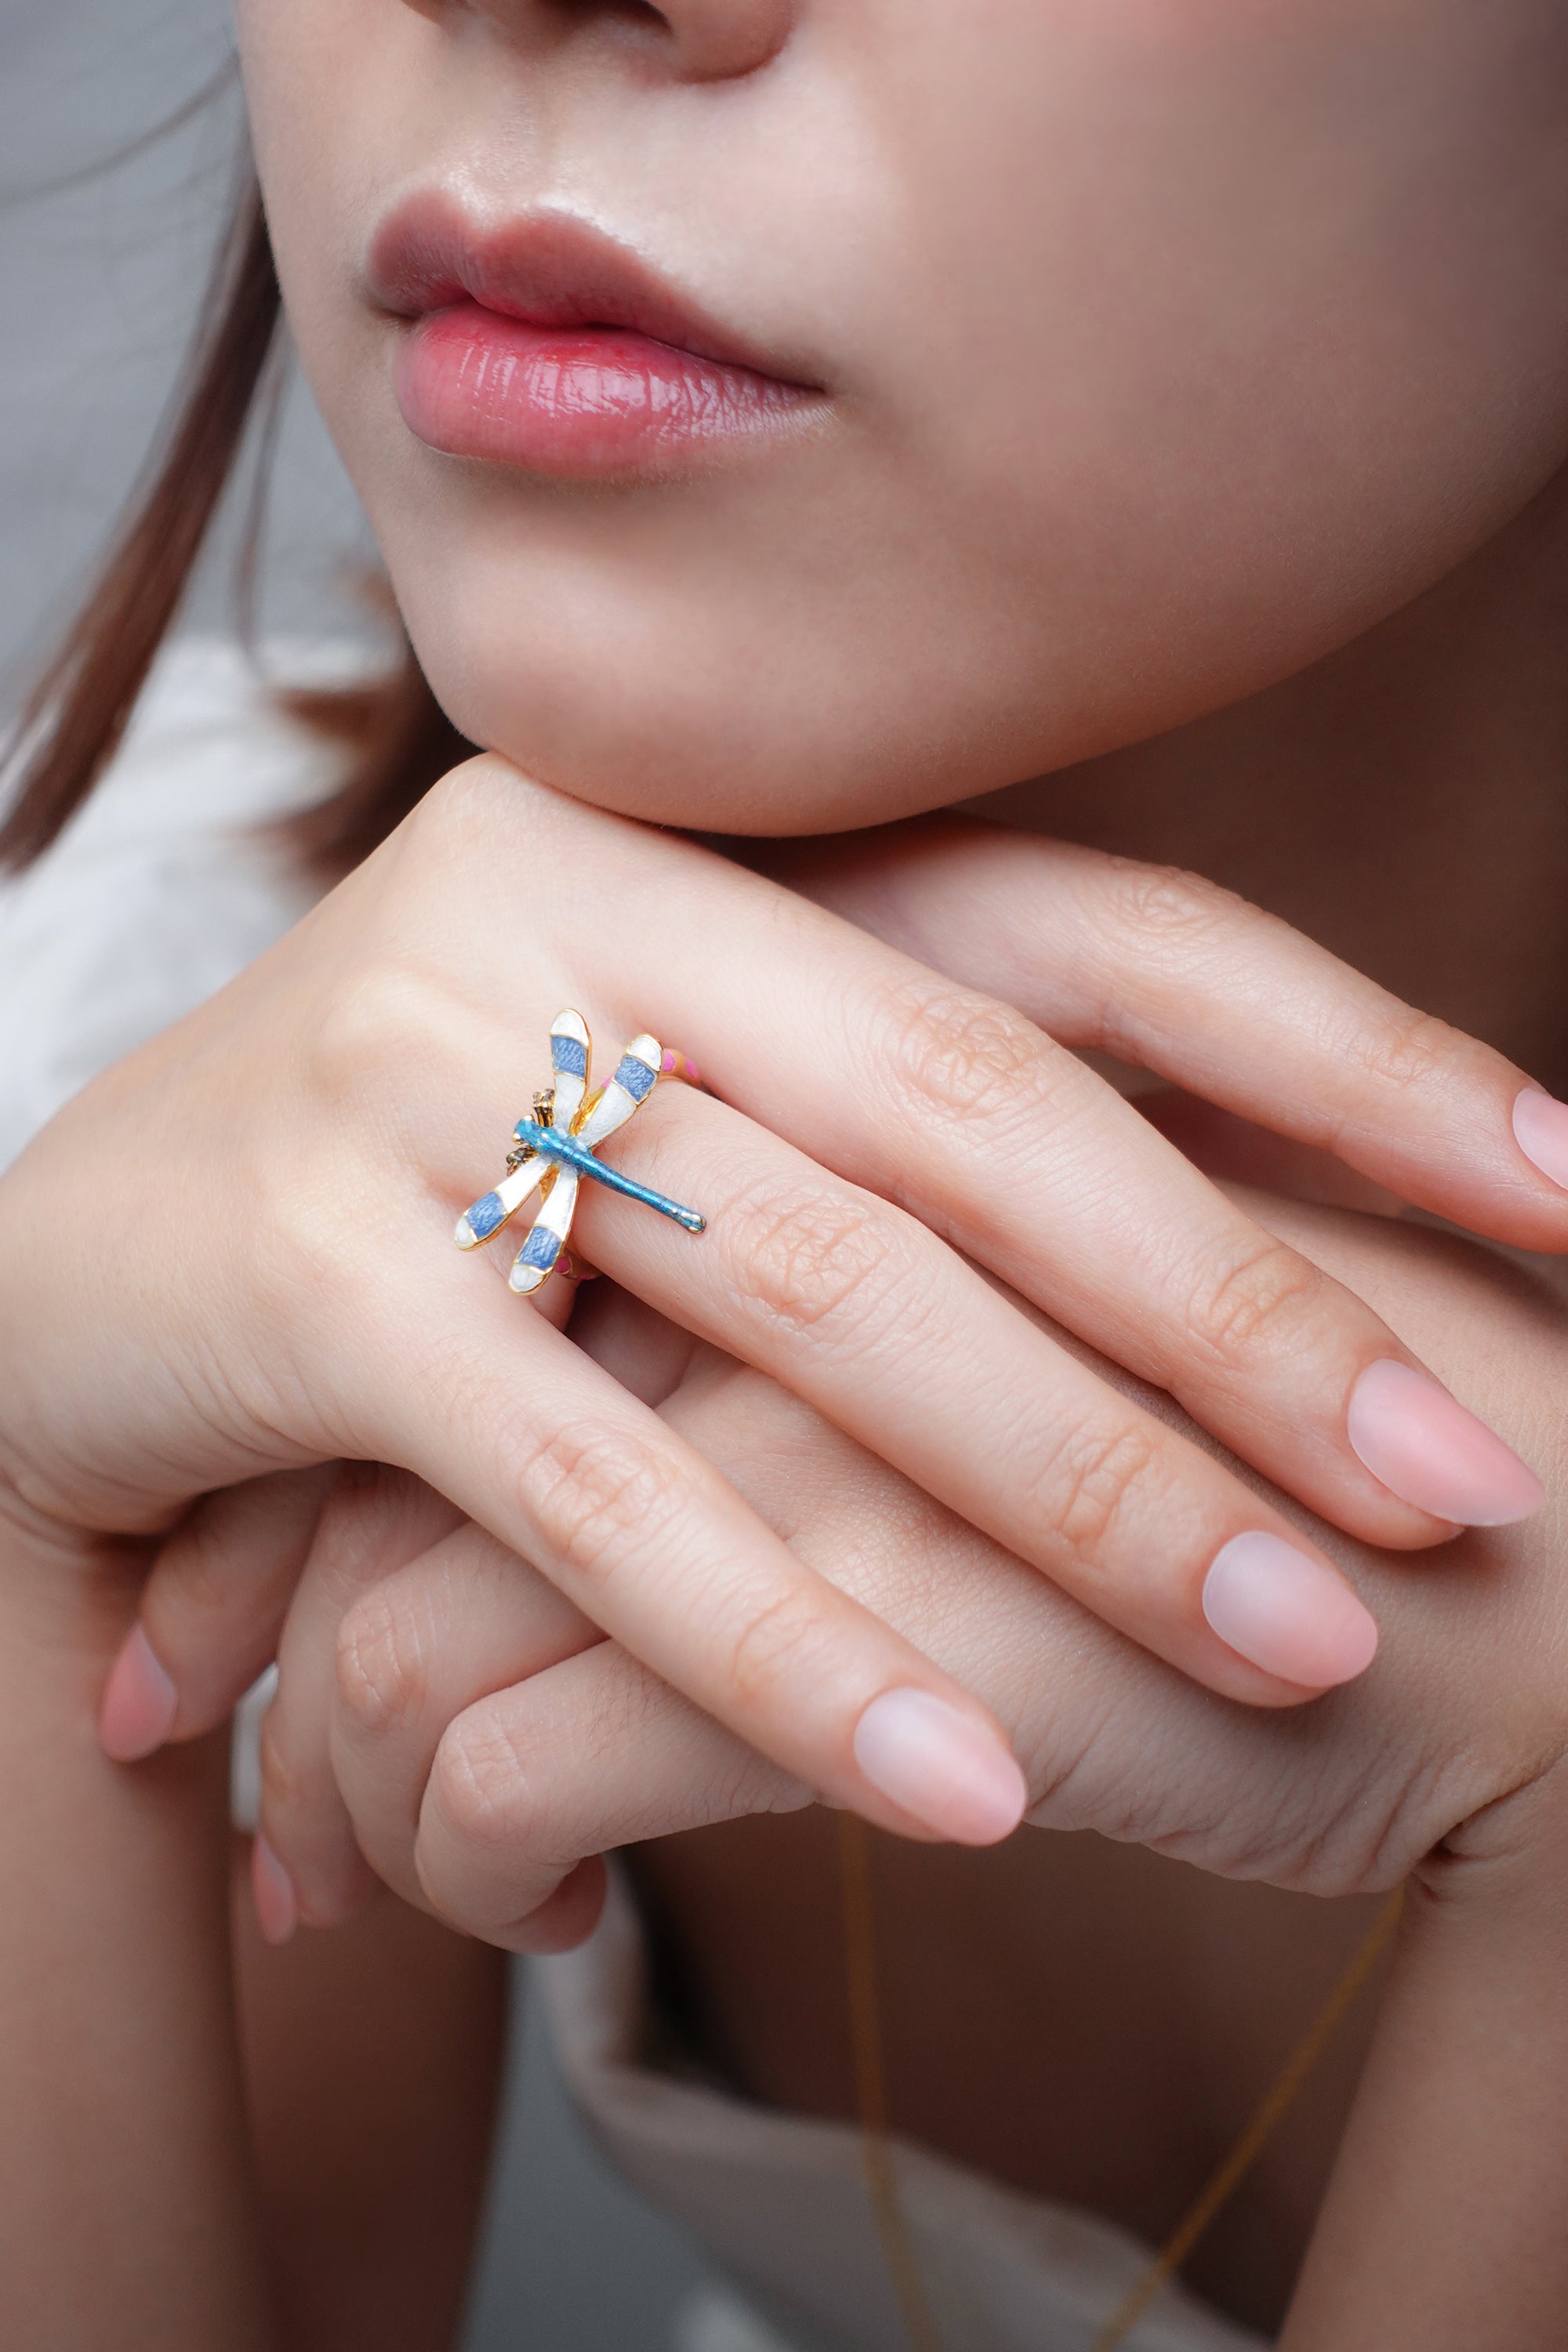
[[0, 641, 1267, 2352], [0, 641, 348, 1171]]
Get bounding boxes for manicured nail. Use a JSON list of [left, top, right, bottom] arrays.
[[98, 1626, 178, 1762], [852, 1689, 1027, 1844], [1348, 1359, 1544, 1526], [1203, 1532, 1378, 1688], [251, 1835, 299, 1947], [1513, 1087, 1568, 1191]]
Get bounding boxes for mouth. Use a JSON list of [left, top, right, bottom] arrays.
[[368, 194, 827, 483]]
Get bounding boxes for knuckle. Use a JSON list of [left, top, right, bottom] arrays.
[[722, 1174, 906, 1338], [334, 1587, 429, 1742], [404, 758, 500, 848], [1029, 1416, 1163, 1559], [303, 958, 449, 1109], [402, 759, 570, 891], [1079, 859, 1254, 1054], [429, 1714, 539, 1860], [1181, 1235, 1327, 1366], [877, 975, 1051, 1134], [518, 1421, 690, 1588], [418, 754, 552, 840], [1105, 858, 1239, 947], [1342, 1003, 1453, 1098], [720, 1581, 836, 1708]]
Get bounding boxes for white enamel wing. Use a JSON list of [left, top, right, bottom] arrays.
[[456, 1011, 703, 1295]]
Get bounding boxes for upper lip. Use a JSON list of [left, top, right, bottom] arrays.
[[367, 192, 815, 386]]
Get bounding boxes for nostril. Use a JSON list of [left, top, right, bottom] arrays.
[[558, 0, 672, 27], [556, 0, 792, 82]]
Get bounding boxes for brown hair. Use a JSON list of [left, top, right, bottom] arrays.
[[0, 172, 467, 877]]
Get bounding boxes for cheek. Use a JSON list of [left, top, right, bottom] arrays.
[[237, 0, 428, 395], [880, 2, 1568, 618]]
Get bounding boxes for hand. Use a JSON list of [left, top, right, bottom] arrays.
[[17, 769, 1566, 1839], [245, 1200, 1568, 2348], [240, 1207, 1568, 1946]]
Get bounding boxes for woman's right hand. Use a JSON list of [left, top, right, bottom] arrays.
[[253, 1198, 1568, 2349], [14, 762, 1568, 1840], [245, 1203, 1568, 1950]]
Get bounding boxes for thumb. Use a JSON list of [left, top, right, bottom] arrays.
[[98, 1467, 337, 1759]]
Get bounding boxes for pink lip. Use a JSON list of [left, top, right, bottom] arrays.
[[368, 195, 825, 481]]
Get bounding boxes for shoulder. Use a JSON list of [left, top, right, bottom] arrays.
[[0, 638, 370, 1170]]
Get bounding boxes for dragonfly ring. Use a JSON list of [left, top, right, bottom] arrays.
[[456, 1009, 706, 1295]]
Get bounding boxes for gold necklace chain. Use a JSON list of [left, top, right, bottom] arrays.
[[837, 1814, 1404, 2352], [839, 1812, 949, 2352]]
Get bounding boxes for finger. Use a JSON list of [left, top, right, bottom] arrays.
[[353, 1283, 1029, 1846], [256, 1467, 463, 1929], [527, 1086, 1385, 1699], [373, 793, 1390, 1711], [775, 818, 1568, 1251], [472, 789, 1544, 1552], [368, 1340, 1477, 1957], [101, 1258, 583, 1769], [413, 1642, 804, 1951], [326, 1523, 601, 1911], [98, 1468, 336, 1761]]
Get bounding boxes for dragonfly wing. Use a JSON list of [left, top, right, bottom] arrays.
[[550, 1010, 591, 1134], [575, 1033, 662, 1150], [509, 1166, 580, 1294], [455, 1154, 548, 1249]]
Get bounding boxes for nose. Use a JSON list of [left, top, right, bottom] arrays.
[[643, 0, 793, 80], [405, 0, 794, 84]]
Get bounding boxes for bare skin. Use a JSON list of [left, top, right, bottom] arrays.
[[623, 461, 1568, 2340], [630, 1824, 1389, 2339], [9, 1, 1568, 2343], [240, 466, 1568, 2342]]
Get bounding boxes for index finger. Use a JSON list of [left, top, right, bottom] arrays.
[[347, 1274, 1027, 1850], [779, 819, 1568, 1250]]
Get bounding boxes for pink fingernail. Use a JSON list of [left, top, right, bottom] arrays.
[[1203, 1532, 1378, 1688], [98, 1626, 178, 1762], [1348, 1359, 1544, 1527], [852, 1689, 1027, 1844], [251, 1835, 299, 1947], [1513, 1087, 1568, 1191]]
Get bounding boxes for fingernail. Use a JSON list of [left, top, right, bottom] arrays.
[[1348, 1359, 1544, 1526], [98, 1626, 178, 1762], [1203, 1532, 1378, 1688], [1513, 1087, 1568, 1191], [251, 1835, 299, 1947], [853, 1689, 1027, 1845]]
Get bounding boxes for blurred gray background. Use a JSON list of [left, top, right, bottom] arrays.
[[0, 5, 711, 2341], [0, 1, 373, 695]]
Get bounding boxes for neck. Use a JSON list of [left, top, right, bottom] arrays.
[[985, 473, 1568, 1091]]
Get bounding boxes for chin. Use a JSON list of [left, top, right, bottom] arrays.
[[435, 674, 947, 837], [394, 586, 996, 838]]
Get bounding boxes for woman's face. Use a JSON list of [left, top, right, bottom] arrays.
[[239, 0, 1568, 832]]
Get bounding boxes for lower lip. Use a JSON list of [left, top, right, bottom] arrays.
[[394, 300, 820, 481]]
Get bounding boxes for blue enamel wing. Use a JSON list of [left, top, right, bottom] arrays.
[[456, 1009, 706, 1294]]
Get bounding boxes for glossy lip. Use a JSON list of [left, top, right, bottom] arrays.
[[368, 192, 826, 481]]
